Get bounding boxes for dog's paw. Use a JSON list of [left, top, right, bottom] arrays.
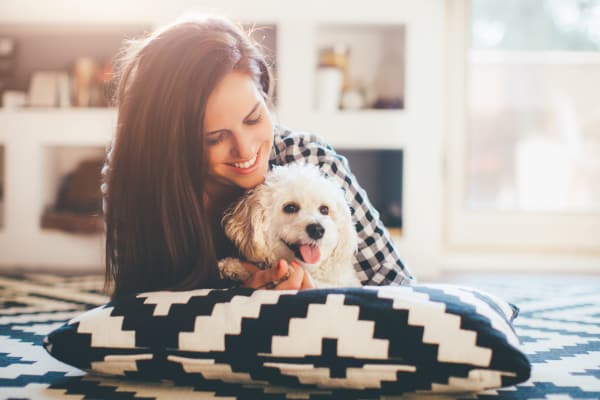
[[217, 257, 252, 282]]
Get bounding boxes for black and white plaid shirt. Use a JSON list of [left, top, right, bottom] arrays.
[[269, 125, 414, 286]]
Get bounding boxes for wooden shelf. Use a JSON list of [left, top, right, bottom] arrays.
[[0, 108, 116, 144], [293, 110, 410, 149]]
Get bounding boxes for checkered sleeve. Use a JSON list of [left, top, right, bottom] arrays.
[[270, 126, 415, 286]]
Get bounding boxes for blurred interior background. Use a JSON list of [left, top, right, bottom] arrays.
[[0, 0, 598, 280]]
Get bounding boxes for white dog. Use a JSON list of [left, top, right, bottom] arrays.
[[218, 163, 361, 288]]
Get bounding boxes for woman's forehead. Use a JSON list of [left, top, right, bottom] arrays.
[[205, 72, 261, 122]]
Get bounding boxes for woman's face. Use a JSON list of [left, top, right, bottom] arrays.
[[203, 72, 274, 192]]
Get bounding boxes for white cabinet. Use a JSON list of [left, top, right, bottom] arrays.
[[0, 1, 445, 278]]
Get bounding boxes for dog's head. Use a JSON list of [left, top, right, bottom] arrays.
[[222, 163, 357, 271]]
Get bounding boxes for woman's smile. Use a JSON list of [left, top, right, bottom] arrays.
[[227, 147, 261, 174]]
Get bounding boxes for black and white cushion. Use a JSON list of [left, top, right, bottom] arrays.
[[44, 284, 530, 394]]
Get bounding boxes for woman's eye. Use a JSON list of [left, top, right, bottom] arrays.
[[246, 113, 262, 125], [207, 133, 225, 146], [319, 205, 329, 215], [283, 203, 300, 214]]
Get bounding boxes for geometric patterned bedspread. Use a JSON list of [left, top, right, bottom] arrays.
[[1, 271, 599, 400]]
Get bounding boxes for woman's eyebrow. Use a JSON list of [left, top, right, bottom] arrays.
[[205, 102, 260, 136]]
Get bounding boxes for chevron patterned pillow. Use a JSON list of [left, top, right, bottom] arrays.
[[44, 284, 530, 394]]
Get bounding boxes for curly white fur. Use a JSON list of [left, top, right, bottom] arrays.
[[218, 163, 361, 287]]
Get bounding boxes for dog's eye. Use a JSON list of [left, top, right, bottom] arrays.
[[319, 205, 329, 215], [283, 202, 300, 214]]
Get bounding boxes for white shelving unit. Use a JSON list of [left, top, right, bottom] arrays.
[[0, 0, 446, 278], [0, 109, 115, 269]]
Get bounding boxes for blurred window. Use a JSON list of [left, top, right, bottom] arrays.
[[467, 0, 600, 212]]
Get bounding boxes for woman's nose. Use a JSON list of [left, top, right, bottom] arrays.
[[230, 130, 255, 159]]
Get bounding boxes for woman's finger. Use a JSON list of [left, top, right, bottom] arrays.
[[242, 260, 289, 289], [276, 264, 305, 290], [300, 267, 315, 289]]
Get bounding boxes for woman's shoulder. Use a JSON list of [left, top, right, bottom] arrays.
[[275, 124, 336, 147], [271, 124, 337, 165]]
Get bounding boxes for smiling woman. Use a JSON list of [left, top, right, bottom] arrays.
[[102, 14, 414, 299]]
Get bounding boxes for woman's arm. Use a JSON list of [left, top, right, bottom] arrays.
[[323, 152, 414, 285], [271, 128, 415, 286]]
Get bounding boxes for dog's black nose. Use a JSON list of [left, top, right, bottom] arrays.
[[306, 223, 325, 240]]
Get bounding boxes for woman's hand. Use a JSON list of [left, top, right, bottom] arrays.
[[240, 259, 314, 290]]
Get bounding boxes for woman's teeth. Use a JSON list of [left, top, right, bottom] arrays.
[[232, 152, 258, 169]]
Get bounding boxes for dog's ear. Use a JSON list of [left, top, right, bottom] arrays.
[[330, 194, 359, 263], [222, 187, 268, 262]]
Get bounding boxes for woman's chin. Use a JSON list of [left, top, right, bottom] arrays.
[[237, 165, 269, 188], [237, 175, 266, 189]]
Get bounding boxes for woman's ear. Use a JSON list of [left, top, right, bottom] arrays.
[[222, 186, 268, 262]]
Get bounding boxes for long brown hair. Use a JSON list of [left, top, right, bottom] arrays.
[[103, 15, 272, 298]]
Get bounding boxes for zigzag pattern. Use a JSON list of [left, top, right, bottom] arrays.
[[0, 272, 598, 399]]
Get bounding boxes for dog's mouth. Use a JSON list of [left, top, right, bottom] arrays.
[[282, 240, 321, 265]]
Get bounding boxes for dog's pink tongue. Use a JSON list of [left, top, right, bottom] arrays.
[[299, 245, 320, 264]]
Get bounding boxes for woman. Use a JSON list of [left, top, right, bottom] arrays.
[[102, 14, 413, 298]]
